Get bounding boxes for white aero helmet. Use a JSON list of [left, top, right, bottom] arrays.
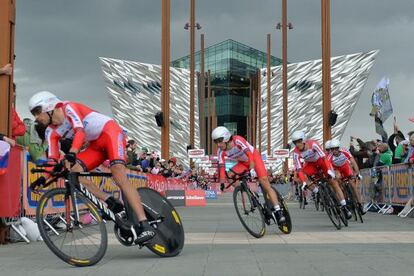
[[291, 130, 306, 143], [211, 126, 232, 143], [330, 138, 341, 149], [28, 91, 62, 114], [325, 140, 332, 149]]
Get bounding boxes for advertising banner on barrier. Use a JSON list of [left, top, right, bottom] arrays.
[[165, 190, 186, 206], [205, 190, 217, 199], [389, 164, 412, 205], [185, 190, 206, 206], [24, 157, 148, 216], [359, 168, 372, 203], [0, 147, 23, 217]]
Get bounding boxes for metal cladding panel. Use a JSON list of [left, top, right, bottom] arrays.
[[259, 50, 378, 169], [99, 58, 199, 167]]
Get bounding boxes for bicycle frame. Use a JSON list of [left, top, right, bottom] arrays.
[[66, 172, 115, 224]]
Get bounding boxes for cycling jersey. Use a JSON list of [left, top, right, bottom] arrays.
[[45, 102, 126, 169], [217, 135, 267, 180], [328, 148, 354, 178], [292, 140, 334, 182], [328, 148, 352, 167]]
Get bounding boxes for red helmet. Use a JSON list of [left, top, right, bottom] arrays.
[[169, 157, 177, 165]]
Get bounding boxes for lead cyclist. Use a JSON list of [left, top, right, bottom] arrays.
[[28, 91, 155, 244]]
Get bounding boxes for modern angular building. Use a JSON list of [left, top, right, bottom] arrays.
[[172, 39, 281, 140], [100, 39, 377, 169], [259, 50, 378, 158]]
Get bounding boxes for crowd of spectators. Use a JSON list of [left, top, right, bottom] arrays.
[[349, 121, 414, 169], [125, 139, 186, 177]]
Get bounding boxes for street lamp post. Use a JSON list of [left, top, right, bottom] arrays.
[[321, 0, 332, 143], [258, 71, 262, 153], [200, 33, 205, 150], [184, 0, 202, 151], [277, 0, 293, 173], [207, 69, 211, 154], [161, 0, 170, 160], [266, 34, 272, 156]]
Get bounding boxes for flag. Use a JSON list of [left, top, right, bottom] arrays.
[[370, 77, 392, 139], [0, 141, 11, 176]]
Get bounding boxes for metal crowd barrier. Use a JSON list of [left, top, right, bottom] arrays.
[[359, 163, 414, 217]]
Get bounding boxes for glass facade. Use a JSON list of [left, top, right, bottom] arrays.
[[172, 39, 282, 139]]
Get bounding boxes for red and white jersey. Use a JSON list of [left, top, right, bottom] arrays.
[[292, 140, 326, 171], [217, 135, 254, 165], [328, 148, 352, 167], [45, 102, 112, 160]]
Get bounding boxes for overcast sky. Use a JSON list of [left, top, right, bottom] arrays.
[[14, 0, 414, 144]]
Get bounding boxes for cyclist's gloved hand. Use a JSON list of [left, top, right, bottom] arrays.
[[51, 161, 64, 175], [250, 169, 257, 178], [301, 182, 308, 191], [220, 183, 225, 192], [64, 152, 77, 165], [357, 174, 362, 180], [327, 169, 336, 178], [30, 176, 46, 191]]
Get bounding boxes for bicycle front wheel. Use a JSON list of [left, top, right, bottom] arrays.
[[321, 187, 342, 230], [233, 186, 266, 238], [36, 188, 107, 267]]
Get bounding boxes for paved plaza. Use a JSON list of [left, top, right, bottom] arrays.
[[1, 193, 413, 276]]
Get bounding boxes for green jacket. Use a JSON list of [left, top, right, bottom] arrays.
[[16, 119, 48, 162], [379, 148, 393, 166]]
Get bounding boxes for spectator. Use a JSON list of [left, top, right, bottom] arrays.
[[126, 140, 138, 165], [404, 134, 414, 164], [161, 157, 176, 178], [173, 164, 184, 177], [388, 122, 406, 163], [393, 139, 409, 164], [10, 87, 25, 140], [376, 143, 392, 166], [16, 118, 48, 162], [140, 152, 152, 172], [150, 161, 162, 175]]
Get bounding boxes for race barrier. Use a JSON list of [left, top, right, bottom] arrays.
[[165, 190, 186, 207], [205, 190, 217, 199], [1, 150, 200, 220], [360, 163, 414, 215], [165, 190, 207, 207], [185, 190, 206, 206]]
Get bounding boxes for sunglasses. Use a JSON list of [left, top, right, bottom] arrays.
[[30, 106, 43, 116], [213, 137, 224, 144], [293, 139, 303, 145]]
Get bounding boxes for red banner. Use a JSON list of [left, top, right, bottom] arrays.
[[185, 190, 206, 206], [0, 147, 23, 217]]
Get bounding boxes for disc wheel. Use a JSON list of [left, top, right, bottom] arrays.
[[138, 188, 185, 257]]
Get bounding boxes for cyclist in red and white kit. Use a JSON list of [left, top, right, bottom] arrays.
[[291, 130, 352, 219], [326, 139, 365, 215], [211, 126, 286, 225], [28, 91, 155, 244]]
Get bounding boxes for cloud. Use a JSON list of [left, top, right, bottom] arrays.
[[14, 0, 414, 141]]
